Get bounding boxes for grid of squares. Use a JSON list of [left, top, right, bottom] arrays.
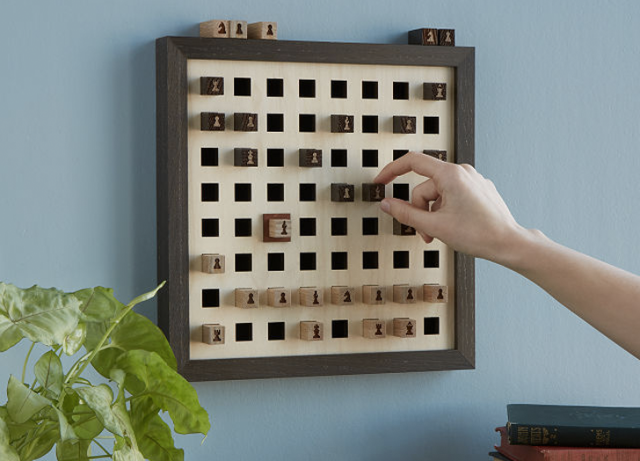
[[188, 58, 454, 360]]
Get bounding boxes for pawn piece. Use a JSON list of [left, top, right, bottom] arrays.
[[299, 287, 323, 307], [202, 324, 225, 345], [393, 116, 417, 134], [393, 318, 417, 338], [363, 318, 386, 339], [438, 29, 455, 46], [234, 113, 258, 132], [234, 148, 258, 167], [331, 183, 355, 202], [248, 22, 277, 40], [201, 112, 225, 131], [200, 77, 224, 95], [299, 149, 322, 167], [393, 284, 418, 304], [235, 288, 259, 308], [362, 183, 385, 202], [423, 150, 447, 162], [202, 254, 225, 274], [408, 28, 438, 46], [423, 284, 449, 303], [200, 20, 230, 38], [423, 82, 446, 101], [268, 288, 291, 307], [263, 214, 292, 242], [300, 321, 323, 341], [330, 115, 355, 133], [393, 219, 416, 236], [362, 285, 386, 305], [229, 20, 248, 39], [331, 286, 355, 305]]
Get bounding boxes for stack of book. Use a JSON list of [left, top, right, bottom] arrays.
[[489, 404, 640, 461]]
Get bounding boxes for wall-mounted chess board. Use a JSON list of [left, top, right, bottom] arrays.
[[156, 36, 475, 381]]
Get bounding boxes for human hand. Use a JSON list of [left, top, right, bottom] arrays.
[[374, 152, 527, 264]]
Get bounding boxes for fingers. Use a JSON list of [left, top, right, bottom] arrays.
[[374, 151, 447, 185], [411, 179, 438, 211], [380, 197, 438, 239]]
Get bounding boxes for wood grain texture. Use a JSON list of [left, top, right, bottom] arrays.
[[156, 37, 475, 381]]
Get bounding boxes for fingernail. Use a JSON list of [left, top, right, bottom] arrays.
[[380, 199, 391, 213]]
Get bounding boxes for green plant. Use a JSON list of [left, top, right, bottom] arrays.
[[0, 281, 209, 461]]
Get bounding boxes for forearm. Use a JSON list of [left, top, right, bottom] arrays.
[[501, 228, 640, 359]]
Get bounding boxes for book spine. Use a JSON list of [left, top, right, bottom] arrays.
[[508, 424, 640, 448]]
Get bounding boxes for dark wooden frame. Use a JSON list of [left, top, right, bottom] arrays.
[[156, 36, 475, 381]]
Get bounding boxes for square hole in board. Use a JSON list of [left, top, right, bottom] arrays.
[[331, 149, 348, 167], [300, 252, 317, 271], [393, 81, 410, 100], [267, 114, 284, 132], [362, 251, 379, 269], [299, 183, 316, 202], [202, 219, 219, 237], [299, 114, 316, 132], [268, 253, 285, 271], [362, 81, 378, 99], [332, 320, 349, 339], [202, 289, 220, 308], [424, 116, 440, 134], [268, 322, 286, 341], [234, 77, 251, 96], [235, 183, 252, 202], [235, 253, 252, 272], [362, 149, 378, 167], [362, 115, 378, 133], [424, 250, 440, 268], [267, 183, 285, 202], [393, 184, 410, 201], [362, 217, 378, 235], [424, 317, 440, 335], [235, 218, 252, 237], [299, 218, 316, 236], [393, 251, 410, 269], [299, 79, 316, 98], [332, 252, 348, 270], [267, 149, 284, 167], [331, 217, 347, 236], [331, 80, 347, 98], [201, 147, 219, 166], [201, 183, 219, 202], [393, 149, 409, 161], [236, 323, 253, 341], [267, 78, 283, 97]]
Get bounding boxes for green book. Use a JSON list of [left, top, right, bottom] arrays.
[[507, 404, 640, 448]]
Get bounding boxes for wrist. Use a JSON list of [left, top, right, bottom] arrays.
[[491, 226, 551, 273]]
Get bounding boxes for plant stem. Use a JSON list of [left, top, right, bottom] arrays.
[[93, 439, 112, 456], [21, 342, 35, 383]]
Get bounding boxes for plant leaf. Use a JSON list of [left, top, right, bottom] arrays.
[[91, 311, 177, 380], [16, 419, 58, 461], [0, 415, 20, 461], [55, 439, 91, 461], [137, 413, 184, 461], [74, 384, 124, 437], [113, 439, 145, 461], [34, 351, 63, 398], [6, 375, 51, 424], [0, 283, 82, 351], [63, 322, 86, 356], [55, 408, 77, 441], [73, 286, 124, 323], [126, 282, 165, 308], [116, 350, 210, 435], [70, 403, 103, 440]]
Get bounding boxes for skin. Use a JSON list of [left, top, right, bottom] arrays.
[[374, 152, 640, 359]]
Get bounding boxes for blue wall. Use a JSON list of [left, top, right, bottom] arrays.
[[2, 1, 640, 459]]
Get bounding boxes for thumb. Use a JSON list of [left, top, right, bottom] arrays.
[[380, 197, 437, 237]]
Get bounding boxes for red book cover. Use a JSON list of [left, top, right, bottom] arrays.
[[495, 427, 640, 461]]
